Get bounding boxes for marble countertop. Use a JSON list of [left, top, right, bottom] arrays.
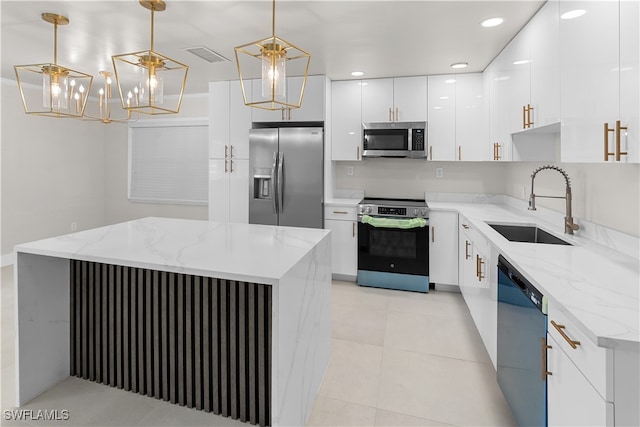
[[429, 201, 639, 350], [15, 217, 331, 285], [324, 197, 363, 207]]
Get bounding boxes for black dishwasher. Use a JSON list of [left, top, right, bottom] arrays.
[[497, 255, 548, 427]]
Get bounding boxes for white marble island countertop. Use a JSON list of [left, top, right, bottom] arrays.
[[429, 201, 640, 351], [15, 217, 331, 285]]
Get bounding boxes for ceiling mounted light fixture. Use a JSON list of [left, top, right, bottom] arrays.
[[112, 0, 189, 115], [83, 71, 137, 124], [450, 62, 468, 69], [234, 0, 311, 111], [560, 9, 586, 20], [481, 17, 504, 28], [13, 13, 94, 118], [351, 71, 365, 77]]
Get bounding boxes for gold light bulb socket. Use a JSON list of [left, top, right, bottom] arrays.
[[138, 53, 166, 69], [41, 64, 70, 77], [261, 43, 286, 58]]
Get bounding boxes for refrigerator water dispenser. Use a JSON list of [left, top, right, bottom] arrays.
[[253, 175, 272, 199]]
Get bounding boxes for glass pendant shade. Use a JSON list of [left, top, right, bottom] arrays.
[[234, 0, 311, 111], [13, 14, 93, 118], [111, 1, 188, 115]]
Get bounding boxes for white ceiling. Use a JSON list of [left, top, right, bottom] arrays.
[[1, 1, 545, 95]]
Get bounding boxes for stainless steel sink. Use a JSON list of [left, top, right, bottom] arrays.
[[487, 223, 572, 246]]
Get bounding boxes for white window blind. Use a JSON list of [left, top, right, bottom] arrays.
[[129, 120, 208, 205]]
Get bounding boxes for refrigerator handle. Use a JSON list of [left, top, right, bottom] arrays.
[[271, 152, 279, 214], [277, 152, 284, 213]]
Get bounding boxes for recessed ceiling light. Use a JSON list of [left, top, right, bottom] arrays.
[[433, 106, 443, 110], [450, 62, 468, 69], [481, 17, 504, 28], [445, 78, 456, 84], [351, 71, 364, 77], [561, 9, 586, 20], [512, 59, 531, 65]]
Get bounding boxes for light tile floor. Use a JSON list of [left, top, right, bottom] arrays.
[[1, 266, 515, 426]]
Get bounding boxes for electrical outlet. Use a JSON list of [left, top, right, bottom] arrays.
[[347, 166, 354, 176], [436, 167, 444, 178], [71, 222, 77, 231]]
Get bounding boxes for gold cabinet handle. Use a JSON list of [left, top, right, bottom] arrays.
[[476, 254, 485, 281], [616, 120, 628, 161], [458, 146, 462, 161], [465, 240, 471, 259], [388, 107, 392, 122], [332, 210, 348, 214], [528, 104, 534, 127], [230, 159, 234, 173], [230, 144, 234, 158], [462, 223, 470, 229], [224, 145, 228, 159], [281, 109, 285, 121], [288, 108, 292, 121], [551, 320, 581, 349], [604, 122, 615, 161], [429, 146, 433, 160], [493, 143, 502, 161], [542, 337, 553, 380], [356, 145, 360, 161], [224, 159, 228, 173], [522, 105, 527, 129], [431, 226, 435, 243], [395, 107, 399, 122], [352, 222, 355, 237]]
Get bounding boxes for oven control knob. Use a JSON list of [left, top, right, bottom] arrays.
[[421, 209, 427, 217], [365, 206, 371, 214], [358, 206, 364, 214], [413, 208, 419, 216]]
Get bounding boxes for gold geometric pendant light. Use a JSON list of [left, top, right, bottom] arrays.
[[112, 0, 189, 115], [82, 71, 138, 124], [234, 0, 311, 111], [13, 13, 94, 118]]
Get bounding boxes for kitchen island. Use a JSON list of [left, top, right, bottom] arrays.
[[14, 217, 332, 427]]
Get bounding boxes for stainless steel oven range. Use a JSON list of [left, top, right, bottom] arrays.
[[357, 198, 430, 292]]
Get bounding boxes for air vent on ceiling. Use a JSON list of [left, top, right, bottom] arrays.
[[183, 46, 229, 64]]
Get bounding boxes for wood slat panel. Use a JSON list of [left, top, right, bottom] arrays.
[[70, 262, 272, 426]]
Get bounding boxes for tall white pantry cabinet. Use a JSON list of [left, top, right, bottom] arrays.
[[208, 80, 250, 223]]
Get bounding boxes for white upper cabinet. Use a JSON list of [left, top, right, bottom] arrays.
[[251, 75, 326, 123], [361, 78, 394, 122], [529, 0, 560, 128], [210, 80, 251, 160], [331, 80, 362, 161], [427, 75, 456, 160], [560, 0, 639, 163], [286, 75, 326, 122], [428, 74, 486, 161], [361, 76, 427, 123], [487, 59, 512, 161], [503, 27, 532, 133], [619, 0, 639, 163], [393, 76, 428, 122], [455, 74, 487, 161]]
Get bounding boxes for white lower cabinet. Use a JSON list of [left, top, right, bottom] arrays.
[[458, 217, 497, 367], [547, 333, 614, 426], [324, 206, 357, 278], [428, 210, 458, 285], [208, 158, 249, 223]]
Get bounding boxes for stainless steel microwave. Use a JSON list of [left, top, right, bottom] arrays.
[[362, 122, 427, 158]]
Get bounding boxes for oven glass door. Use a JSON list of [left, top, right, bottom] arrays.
[[363, 129, 408, 151], [358, 221, 429, 276]]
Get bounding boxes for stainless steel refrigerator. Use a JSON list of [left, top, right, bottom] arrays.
[[249, 126, 324, 228]]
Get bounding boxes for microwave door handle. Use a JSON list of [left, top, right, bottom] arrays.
[[277, 152, 284, 213], [271, 152, 278, 214]]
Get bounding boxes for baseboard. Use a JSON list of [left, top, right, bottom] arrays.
[[434, 283, 460, 293], [1, 253, 15, 267]]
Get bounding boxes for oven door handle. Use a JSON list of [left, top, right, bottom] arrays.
[[360, 215, 428, 229]]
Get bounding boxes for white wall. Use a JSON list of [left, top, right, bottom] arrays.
[[334, 160, 507, 199], [102, 93, 209, 225], [1, 81, 106, 261], [503, 162, 640, 237], [335, 159, 640, 237]]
